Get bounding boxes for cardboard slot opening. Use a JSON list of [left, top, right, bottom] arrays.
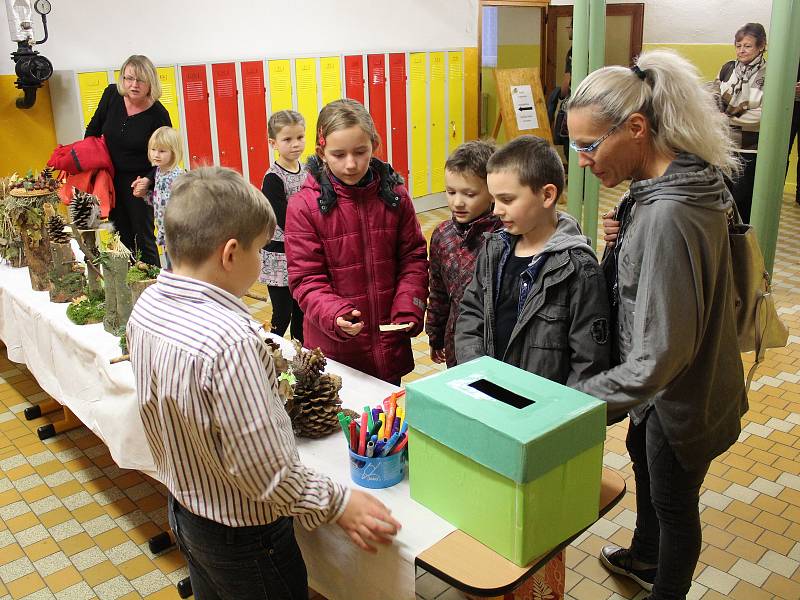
[[469, 379, 534, 409]]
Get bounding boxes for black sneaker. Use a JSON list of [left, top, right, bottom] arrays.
[[599, 545, 656, 591]]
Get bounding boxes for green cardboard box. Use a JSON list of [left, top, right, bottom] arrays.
[[405, 356, 606, 566]]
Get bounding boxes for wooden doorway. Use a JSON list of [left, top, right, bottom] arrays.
[[544, 3, 644, 95]]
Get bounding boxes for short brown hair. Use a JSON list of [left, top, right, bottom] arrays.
[[268, 110, 305, 138], [164, 167, 275, 266], [734, 23, 767, 48], [445, 140, 497, 180], [487, 135, 565, 198], [117, 55, 161, 101], [316, 99, 381, 156]]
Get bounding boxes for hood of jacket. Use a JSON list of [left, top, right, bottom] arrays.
[[629, 153, 733, 214], [303, 154, 404, 214], [496, 211, 596, 258]]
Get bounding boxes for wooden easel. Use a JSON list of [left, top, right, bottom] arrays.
[[491, 67, 552, 143]]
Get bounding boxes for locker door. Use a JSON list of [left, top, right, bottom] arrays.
[[429, 52, 446, 193], [367, 54, 387, 162], [212, 63, 243, 173], [409, 53, 428, 198], [344, 55, 364, 105], [320, 56, 342, 107], [388, 53, 409, 185], [180, 65, 213, 169], [157, 67, 181, 132], [241, 61, 269, 187], [447, 51, 464, 155], [268, 60, 293, 113], [295, 58, 319, 162], [77, 71, 109, 131]]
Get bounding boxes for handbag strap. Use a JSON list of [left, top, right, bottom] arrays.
[[744, 291, 767, 393]]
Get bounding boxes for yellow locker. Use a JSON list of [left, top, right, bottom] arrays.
[[409, 53, 428, 199], [295, 58, 319, 161], [157, 67, 181, 132], [447, 51, 464, 155], [464, 47, 479, 142], [78, 71, 109, 130], [429, 52, 446, 194], [268, 60, 293, 114], [320, 57, 342, 107]]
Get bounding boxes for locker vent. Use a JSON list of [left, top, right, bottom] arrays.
[[185, 80, 206, 102], [244, 76, 262, 96], [216, 78, 235, 98]]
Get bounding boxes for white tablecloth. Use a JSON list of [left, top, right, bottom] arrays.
[[0, 263, 455, 600]]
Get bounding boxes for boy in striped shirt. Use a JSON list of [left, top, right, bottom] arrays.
[[127, 167, 400, 600]]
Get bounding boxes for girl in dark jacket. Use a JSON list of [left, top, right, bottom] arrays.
[[285, 99, 428, 384]]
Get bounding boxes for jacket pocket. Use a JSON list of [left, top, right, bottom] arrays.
[[529, 304, 569, 350]]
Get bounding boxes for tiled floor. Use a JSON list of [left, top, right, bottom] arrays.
[[1, 188, 799, 599]]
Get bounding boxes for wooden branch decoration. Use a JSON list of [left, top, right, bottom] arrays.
[[109, 354, 130, 364]]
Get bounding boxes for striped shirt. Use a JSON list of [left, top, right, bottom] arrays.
[[127, 271, 349, 528]]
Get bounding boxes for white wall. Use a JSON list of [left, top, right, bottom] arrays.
[[551, 0, 773, 44], [0, 0, 478, 74]]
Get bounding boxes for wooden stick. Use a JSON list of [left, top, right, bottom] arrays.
[[67, 223, 104, 281], [245, 291, 269, 302], [109, 354, 130, 364]]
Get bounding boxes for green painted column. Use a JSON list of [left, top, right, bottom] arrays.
[[566, 0, 590, 220], [581, 0, 606, 249], [749, 0, 800, 273]]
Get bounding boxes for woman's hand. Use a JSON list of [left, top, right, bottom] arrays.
[[602, 209, 621, 246], [131, 177, 150, 198], [336, 309, 363, 336], [337, 489, 401, 553]]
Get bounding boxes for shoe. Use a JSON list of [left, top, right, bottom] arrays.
[[599, 545, 656, 591]]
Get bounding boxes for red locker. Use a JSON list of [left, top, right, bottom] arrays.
[[241, 61, 269, 187], [212, 63, 243, 173], [388, 53, 409, 184], [344, 55, 365, 105], [181, 65, 213, 169], [367, 54, 388, 162]]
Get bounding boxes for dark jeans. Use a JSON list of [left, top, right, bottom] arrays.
[[168, 496, 309, 600], [110, 172, 159, 266], [268, 285, 304, 343], [725, 152, 757, 223], [627, 411, 710, 600], [788, 100, 799, 201]]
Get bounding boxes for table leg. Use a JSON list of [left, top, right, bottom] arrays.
[[36, 406, 83, 440], [23, 397, 61, 420]]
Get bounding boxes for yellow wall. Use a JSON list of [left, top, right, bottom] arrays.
[[0, 76, 58, 176], [483, 44, 541, 144], [643, 43, 797, 194]]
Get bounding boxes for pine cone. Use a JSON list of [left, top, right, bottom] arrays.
[[69, 189, 100, 230], [291, 341, 327, 386], [286, 346, 344, 438], [47, 214, 70, 244]]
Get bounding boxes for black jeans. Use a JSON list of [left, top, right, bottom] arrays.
[[168, 496, 309, 600], [626, 411, 710, 600], [268, 285, 304, 343], [788, 100, 799, 202], [725, 152, 757, 223], [110, 171, 159, 266]]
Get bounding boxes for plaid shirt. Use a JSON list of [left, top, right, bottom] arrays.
[[426, 212, 501, 367]]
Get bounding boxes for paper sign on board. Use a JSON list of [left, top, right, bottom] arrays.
[[511, 85, 538, 131]]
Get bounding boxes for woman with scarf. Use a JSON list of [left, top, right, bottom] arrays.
[[715, 22, 768, 222]]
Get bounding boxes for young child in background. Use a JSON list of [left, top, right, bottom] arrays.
[[261, 110, 307, 342], [132, 126, 184, 269], [285, 99, 428, 385], [128, 166, 401, 599], [427, 140, 501, 368], [456, 135, 610, 386]]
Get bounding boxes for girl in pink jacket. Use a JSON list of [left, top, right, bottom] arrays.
[[285, 99, 428, 384]]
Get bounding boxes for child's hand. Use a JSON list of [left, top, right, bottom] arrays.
[[430, 347, 446, 364], [338, 489, 401, 553], [602, 209, 621, 246], [336, 309, 363, 336], [131, 177, 150, 198]]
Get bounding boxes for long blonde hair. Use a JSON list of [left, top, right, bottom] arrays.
[[148, 127, 184, 171], [566, 49, 739, 177]]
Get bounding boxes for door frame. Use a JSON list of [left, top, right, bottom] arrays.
[[544, 3, 644, 94]]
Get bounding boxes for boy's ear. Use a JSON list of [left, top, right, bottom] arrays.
[[220, 239, 239, 271], [542, 183, 559, 208], [268, 138, 276, 148]]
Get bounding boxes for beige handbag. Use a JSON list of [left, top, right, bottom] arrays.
[[729, 216, 789, 391]]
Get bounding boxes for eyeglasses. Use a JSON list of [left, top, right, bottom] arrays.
[[569, 123, 621, 154], [122, 75, 147, 85]]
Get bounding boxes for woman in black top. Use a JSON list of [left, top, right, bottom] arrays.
[[85, 55, 171, 265]]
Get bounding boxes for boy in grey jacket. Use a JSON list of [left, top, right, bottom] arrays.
[[456, 136, 610, 386]]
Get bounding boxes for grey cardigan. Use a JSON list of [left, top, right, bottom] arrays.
[[577, 154, 747, 470]]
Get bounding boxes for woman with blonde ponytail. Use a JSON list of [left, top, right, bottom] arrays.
[[566, 50, 747, 600]]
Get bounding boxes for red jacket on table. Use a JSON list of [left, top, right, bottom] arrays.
[[426, 212, 501, 367], [285, 156, 429, 382]]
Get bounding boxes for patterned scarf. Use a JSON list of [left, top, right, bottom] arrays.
[[720, 53, 766, 117]]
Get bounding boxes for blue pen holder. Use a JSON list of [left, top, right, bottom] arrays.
[[348, 448, 406, 489]]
